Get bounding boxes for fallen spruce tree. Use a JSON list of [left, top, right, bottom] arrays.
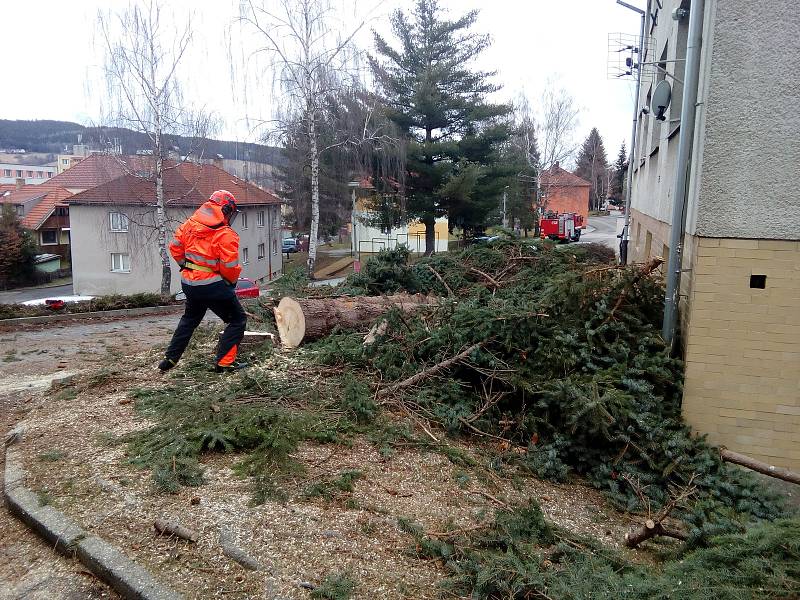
[[309, 241, 787, 546]]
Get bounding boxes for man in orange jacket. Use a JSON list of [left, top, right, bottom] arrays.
[[159, 190, 248, 373]]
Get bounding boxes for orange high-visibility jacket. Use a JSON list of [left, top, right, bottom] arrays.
[[169, 201, 242, 286]]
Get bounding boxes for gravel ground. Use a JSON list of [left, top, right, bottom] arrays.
[[0, 313, 183, 600], [8, 335, 644, 600]]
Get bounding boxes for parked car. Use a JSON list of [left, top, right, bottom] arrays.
[[234, 277, 260, 299], [282, 238, 299, 253]]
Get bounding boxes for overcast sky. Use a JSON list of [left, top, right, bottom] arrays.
[[4, 0, 643, 164]]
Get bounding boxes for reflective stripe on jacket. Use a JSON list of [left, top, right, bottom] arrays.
[[169, 201, 242, 285]]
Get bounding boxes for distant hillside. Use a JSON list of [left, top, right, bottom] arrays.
[[0, 120, 285, 168]]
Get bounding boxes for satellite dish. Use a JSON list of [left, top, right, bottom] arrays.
[[650, 80, 672, 121]]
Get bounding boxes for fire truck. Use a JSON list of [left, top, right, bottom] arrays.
[[539, 212, 585, 243]]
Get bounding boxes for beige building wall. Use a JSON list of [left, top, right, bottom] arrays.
[[627, 0, 800, 469], [682, 238, 800, 468], [71, 204, 282, 296]]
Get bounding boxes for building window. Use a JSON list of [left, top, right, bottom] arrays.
[[111, 253, 131, 273], [26, 171, 33, 177], [56, 207, 69, 216], [36, 171, 43, 178], [62, 159, 69, 165], [15, 205, 23, 217], [242, 247, 249, 264], [41, 229, 58, 245], [16, 170, 22, 177], [240, 212, 248, 229], [109, 212, 129, 232], [3, 169, 10, 177], [272, 238, 278, 255], [258, 243, 265, 259], [257, 211, 265, 227]]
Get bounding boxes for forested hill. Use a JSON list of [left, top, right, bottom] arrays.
[[0, 119, 284, 167]]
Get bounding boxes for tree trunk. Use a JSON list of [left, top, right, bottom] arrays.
[[307, 108, 320, 276], [424, 125, 436, 256], [154, 130, 171, 298], [273, 293, 435, 348], [423, 215, 436, 256]]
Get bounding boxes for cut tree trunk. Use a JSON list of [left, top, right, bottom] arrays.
[[273, 294, 436, 348], [721, 449, 800, 485]]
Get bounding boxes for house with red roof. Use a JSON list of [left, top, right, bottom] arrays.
[[0, 154, 134, 262], [68, 159, 283, 296], [536, 162, 591, 225]]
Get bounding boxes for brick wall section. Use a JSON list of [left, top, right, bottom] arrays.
[[541, 186, 589, 224], [683, 237, 800, 469]]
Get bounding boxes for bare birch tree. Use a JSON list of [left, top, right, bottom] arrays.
[[536, 82, 581, 170], [238, 0, 395, 275], [98, 0, 212, 297]]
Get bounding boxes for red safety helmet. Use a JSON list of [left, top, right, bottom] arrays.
[[209, 190, 238, 224]]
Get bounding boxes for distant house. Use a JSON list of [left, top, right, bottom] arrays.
[[68, 160, 283, 296], [349, 177, 448, 256], [537, 163, 590, 225], [0, 163, 56, 185], [0, 154, 132, 262]]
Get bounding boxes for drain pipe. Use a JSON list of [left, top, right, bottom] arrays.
[[662, 0, 705, 347], [617, 0, 646, 265]]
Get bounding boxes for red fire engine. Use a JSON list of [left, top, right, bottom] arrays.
[[539, 212, 585, 243]]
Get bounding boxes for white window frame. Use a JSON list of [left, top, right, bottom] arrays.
[[240, 211, 248, 229], [109, 212, 129, 232], [111, 253, 131, 273], [257, 243, 265, 259], [40, 229, 58, 245], [257, 211, 265, 227], [242, 247, 249, 265]]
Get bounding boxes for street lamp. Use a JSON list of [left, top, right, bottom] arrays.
[[348, 180, 360, 259], [616, 0, 646, 265], [502, 185, 510, 229]]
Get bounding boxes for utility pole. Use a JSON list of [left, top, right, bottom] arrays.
[[616, 0, 646, 265]]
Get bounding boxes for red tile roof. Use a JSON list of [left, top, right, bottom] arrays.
[[68, 161, 282, 207], [47, 153, 133, 191], [540, 164, 591, 188], [20, 187, 73, 229]]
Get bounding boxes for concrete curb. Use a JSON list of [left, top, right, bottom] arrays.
[[0, 304, 183, 326], [3, 432, 183, 600]]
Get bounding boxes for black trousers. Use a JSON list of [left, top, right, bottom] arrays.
[[165, 280, 247, 365]]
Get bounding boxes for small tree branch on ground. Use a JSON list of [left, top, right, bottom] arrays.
[[721, 449, 800, 485], [623, 474, 697, 548], [377, 343, 483, 399], [154, 518, 198, 542]]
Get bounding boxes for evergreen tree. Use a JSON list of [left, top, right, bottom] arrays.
[[370, 0, 510, 249], [609, 141, 627, 203], [574, 128, 609, 211], [0, 204, 37, 289]]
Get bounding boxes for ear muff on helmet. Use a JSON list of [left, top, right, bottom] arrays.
[[221, 200, 238, 225]]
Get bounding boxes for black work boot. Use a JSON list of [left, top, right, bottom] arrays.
[[214, 361, 249, 373], [158, 357, 177, 372]]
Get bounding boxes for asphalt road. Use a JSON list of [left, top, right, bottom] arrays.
[[581, 214, 623, 251], [0, 283, 74, 305]]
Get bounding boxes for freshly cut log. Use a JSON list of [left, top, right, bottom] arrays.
[[273, 294, 436, 348]]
